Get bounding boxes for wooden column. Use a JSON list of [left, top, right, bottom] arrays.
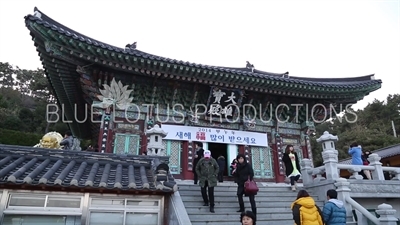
[[181, 141, 192, 179], [141, 133, 147, 154], [105, 121, 115, 153], [245, 145, 252, 164], [273, 135, 286, 183], [238, 145, 245, 155], [97, 127, 104, 153], [304, 135, 314, 167], [302, 145, 309, 159], [98, 107, 113, 153], [272, 143, 284, 183]]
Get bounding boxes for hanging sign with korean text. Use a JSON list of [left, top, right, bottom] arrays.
[[206, 87, 243, 118], [161, 124, 268, 147]]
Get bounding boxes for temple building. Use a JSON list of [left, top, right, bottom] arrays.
[[25, 7, 381, 183]]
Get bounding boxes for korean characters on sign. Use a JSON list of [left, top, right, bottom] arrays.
[[196, 128, 257, 145], [208, 87, 239, 118], [161, 125, 267, 146], [216, 134, 257, 145], [175, 132, 191, 139]]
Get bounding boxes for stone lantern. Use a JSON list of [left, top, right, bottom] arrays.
[[316, 131, 339, 180], [145, 124, 168, 156], [317, 131, 338, 152]]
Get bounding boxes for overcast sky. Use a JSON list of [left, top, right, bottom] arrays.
[[0, 0, 399, 110]]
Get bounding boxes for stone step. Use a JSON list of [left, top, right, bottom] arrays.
[[178, 182, 321, 225], [191, 219, 294, 225], [180, 195, 321, 202], [179, 189, 302, 197], [188, 211, 293, 221], [186, 206, 293, 214], [181, 199, 324, 208], [178, 184, 301, 192]]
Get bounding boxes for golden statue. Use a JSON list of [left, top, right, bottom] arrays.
[[34, 131, 64, 149]]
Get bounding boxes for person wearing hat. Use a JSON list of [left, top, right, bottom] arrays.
[[195, 149, 219, 213]]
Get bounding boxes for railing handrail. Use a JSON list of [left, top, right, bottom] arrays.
[[171, 191, 192, 225], [345, 196, 380, 225], [303, 162, 399, 179], [382, 167, 400, 172], [337, 164, 375, 171]]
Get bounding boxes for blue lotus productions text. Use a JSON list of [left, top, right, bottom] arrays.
[[46, 103, 358, 124]]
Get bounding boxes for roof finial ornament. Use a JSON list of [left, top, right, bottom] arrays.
[[246, 61, 255, 72], [125, 42, 137, 51], [33, 10, 42, 19]]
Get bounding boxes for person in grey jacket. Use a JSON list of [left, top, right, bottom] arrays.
[[60, 131, 73, 150], [322, 189, 346, 225]]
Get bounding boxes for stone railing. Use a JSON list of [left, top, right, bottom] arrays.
[[300, 131, 400, 225], [301, 155, 400, 184], [167, 192, 193, 225], [301, 131, 400, 184], [335, 178, 399, 225]]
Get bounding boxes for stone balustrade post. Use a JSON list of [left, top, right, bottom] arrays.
[[391, 168, 400, 180], [317, 131, 339, 180], [300, 158, 313, 185], [334, 178, 354, 222], [348, 167, 363, 180], [368, 153, 385, 180], [376, 203, 398, 225], [313, 167, 326, 182]]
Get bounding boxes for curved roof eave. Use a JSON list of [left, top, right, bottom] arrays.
[[25, 7, 382, 90]]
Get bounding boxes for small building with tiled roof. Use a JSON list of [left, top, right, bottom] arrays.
[[339, 144, 400, 178], [0, 144, 178, 225], [23, 7, 382, 185]]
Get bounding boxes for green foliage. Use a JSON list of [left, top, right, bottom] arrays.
[[0, 128, 43, 146], [0, 61, 71, 146], [311, 94, 400, 166]]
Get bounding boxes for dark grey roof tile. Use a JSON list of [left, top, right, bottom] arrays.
[[71, 161, 87, 185], [0, 144, 177, 193], [128, 164, 136, 188]]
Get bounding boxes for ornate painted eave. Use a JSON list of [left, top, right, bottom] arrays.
[[24, 8, 383, 137], [25, 8, 381, 97]]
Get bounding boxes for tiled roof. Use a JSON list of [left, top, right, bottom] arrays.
[[0, 144, 177, 193], [339, 144, 400, 165], [24, 7, 382, 90]]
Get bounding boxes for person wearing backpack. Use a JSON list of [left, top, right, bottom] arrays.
[[60, 130, 81, 151]]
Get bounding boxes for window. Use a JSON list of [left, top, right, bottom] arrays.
[[2, 215, 80, 225], [88, 196, 162, 225], [2, 193, 83, 225], [7, 194, 82, 210]]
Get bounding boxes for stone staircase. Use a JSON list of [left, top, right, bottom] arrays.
[[178, 182, 325, 225]]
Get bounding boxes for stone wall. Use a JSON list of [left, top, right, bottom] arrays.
[[167, 192, 192, 225]]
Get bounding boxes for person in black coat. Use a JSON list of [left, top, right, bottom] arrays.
[[230, 159, 238, 182], [217, 155, 226, 182], [282, 145, 301, 191], [234, 154, 257, 218], [193, 142, 204, 184]]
